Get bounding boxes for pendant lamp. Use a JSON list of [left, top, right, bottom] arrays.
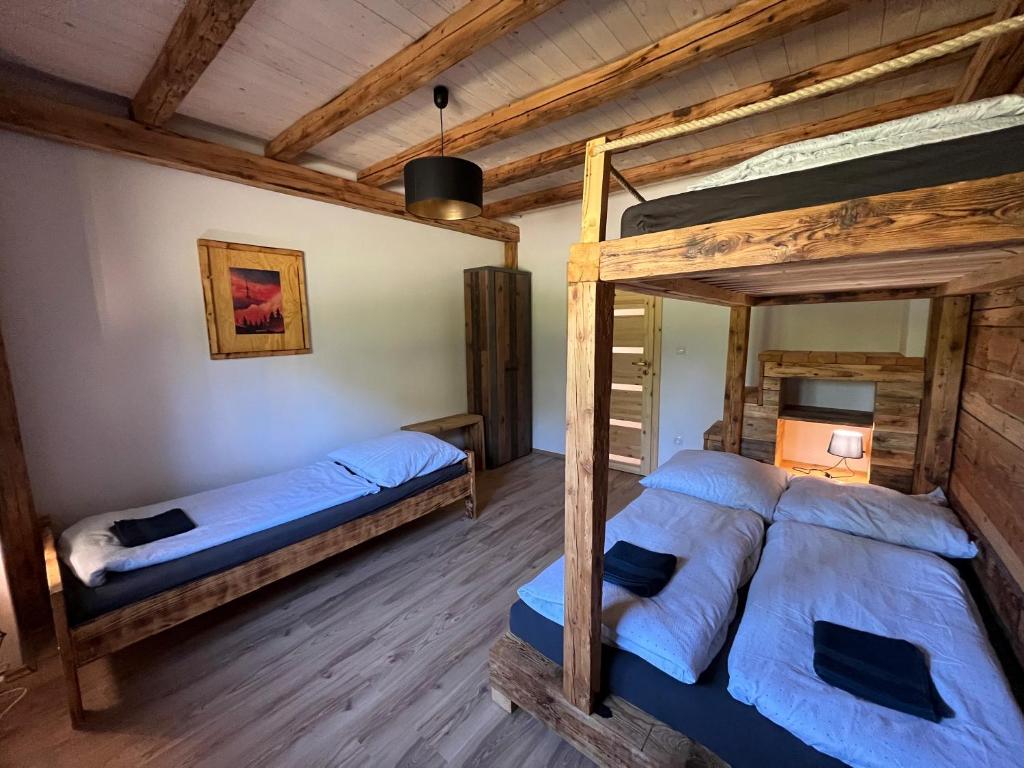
[[404, 85, 483, 221]]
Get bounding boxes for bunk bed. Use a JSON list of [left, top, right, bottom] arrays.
[[488, 16, 1024, 767], [43, 439, 476, 727]]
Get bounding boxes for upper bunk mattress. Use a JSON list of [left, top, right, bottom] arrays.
[[62, 462, 467, 626], [728, 521, 1024, 768], [620, 97, 1024, 238], [517, 487, 764, 683]]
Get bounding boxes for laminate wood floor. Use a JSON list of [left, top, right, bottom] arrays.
[[1, 453, 643, 768]]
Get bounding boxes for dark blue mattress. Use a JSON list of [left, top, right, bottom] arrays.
[[509, 593, 848, 768], [64, 462, 468, 626], [620, 123, 1024, 238]]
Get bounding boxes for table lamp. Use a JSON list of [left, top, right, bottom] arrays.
[[824, 429, 864, 479]]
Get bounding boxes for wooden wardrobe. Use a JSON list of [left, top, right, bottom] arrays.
[[464, 266, 531, 468]]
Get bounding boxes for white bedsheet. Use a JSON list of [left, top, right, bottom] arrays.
[[678, 94, 1024, 194], [518, 488, 764, 683], [728, 521, 1024, 768], [60, 461, 379, 587]]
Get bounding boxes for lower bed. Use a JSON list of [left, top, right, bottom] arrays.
[[728, 521, 1024, 768], [510, 595, 847, 768], [63, 462, 467, 625]]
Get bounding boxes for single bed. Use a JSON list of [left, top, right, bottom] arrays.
[[619, 96, 1024, 237], [44, 443, 476, 727], [728, 521, 1024, 768], [517, 486, 765, 685]]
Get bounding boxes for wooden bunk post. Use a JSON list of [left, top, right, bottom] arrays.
[[722, 306, 752, 454], [914, 296, 972, 493], [564, 138, 614, 713]]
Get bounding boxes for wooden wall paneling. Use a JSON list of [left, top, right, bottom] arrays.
[[950, 286, 1024, 663], [722, 307, 752, 453], [0, 322, 48, 655], [357, 0, 845, 186], [131, 0, 256, 126], [914, 297, 972, 493], [264, 0, 565, 161], [0, 89, 519, 244]]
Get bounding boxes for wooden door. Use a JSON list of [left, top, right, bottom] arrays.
[[609, 290, 662, 474]]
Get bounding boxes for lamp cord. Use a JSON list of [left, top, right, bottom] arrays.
[[439, 107, 445, 157]]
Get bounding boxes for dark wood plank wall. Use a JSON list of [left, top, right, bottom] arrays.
[[949, 285, 1024, 664]]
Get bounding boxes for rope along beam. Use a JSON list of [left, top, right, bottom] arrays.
[[599, 14, 1024, 155]]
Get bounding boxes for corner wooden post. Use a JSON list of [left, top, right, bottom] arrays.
[[564, 137, 613, 713], [0, 322, 48, 653], [914, 296, 971, 492], [503, 241, 519, 270], [722, 306, 751, 454]]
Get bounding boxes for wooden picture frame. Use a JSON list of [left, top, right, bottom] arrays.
[[197, 239, 311, 359]]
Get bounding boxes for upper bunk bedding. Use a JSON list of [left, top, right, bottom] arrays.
[[620, 95, 1024, 238], [518, 487, 765, 684], [728, 521, 1024, 768]]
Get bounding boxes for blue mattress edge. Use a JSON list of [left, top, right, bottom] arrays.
[[63, 461, 468, 626]]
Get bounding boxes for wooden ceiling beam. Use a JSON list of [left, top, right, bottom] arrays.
[[356, 0, 846, 187], [131, 0, 255, 126], [484, 89, 951, 218], [953, 0, 1024, 103], [0, 88, 518, 243], [264, 0, 564, 162], [596, 170, 1024, 283], [752, 287, 941, 305], [483, 17, 983, 192], [940, 251, 1024, 295], [616, 279, 752, 307]]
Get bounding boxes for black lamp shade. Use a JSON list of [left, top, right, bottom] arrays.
[[404, 155, 483, 220]]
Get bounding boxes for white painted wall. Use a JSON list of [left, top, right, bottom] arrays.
[[518, 179, 929, 465], [0, 132, 502, 528]]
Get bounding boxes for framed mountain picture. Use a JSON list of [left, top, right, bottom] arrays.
[[197, 239, 311, 359]]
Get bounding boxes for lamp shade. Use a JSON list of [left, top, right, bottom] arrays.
[[404, 156, 483, 220], [827, 429, 864, 459]]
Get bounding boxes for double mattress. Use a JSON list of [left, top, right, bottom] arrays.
[[62, 462, 467, 626], [620, 97, 1024, 238]]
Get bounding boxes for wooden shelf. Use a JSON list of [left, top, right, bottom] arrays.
[[778, 405, 874, 428], [778, 459, 869, 485]]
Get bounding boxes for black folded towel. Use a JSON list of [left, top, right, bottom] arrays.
[[813, 620, 951, 722], [603, 540, 677, 598], [111, 508, 196, 548]]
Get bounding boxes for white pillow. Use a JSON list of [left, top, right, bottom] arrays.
[[640, 450, 789, 521], [774, 476, 977, 558], [328, 431, 466, 488]]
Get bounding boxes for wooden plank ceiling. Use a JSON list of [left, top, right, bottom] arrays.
[[0, 0, 1016, 225]]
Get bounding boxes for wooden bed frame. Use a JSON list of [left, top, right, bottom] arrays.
[[488, 115, 1024, 764], [44, 452, 476, 727]]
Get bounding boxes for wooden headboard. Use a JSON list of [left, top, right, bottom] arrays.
[[949, 286, 1024, 665]]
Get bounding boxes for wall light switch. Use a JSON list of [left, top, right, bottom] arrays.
[[673, 435, 683, 445], [676, 347, 687, 355]]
